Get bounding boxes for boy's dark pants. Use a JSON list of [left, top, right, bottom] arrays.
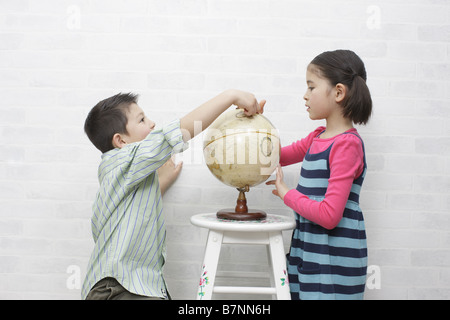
[[86, 277, 169, 300]]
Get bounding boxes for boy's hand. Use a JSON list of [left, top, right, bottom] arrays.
[[265, 165, 289, 201], [230, 89, 266, 116], [180, 89, 265, 142], [158, 156, 183, 196]]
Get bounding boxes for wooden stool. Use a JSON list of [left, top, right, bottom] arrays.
[[191, 213, 295, 300]]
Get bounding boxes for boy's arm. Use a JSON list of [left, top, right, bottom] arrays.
[[180, 89, 263, 142], [158, 156, 183, 196], [117, 90, 261, 191], [118, 119, 185, 190], [158, 90, 262, 196]]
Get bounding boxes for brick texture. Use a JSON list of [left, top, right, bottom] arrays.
[[0, 0, 449, 299]]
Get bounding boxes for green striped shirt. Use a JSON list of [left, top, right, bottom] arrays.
[[82, 119, 185, 299]]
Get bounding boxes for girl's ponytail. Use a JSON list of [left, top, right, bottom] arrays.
[[343, 74, 372, 125], [309, 50, 373, 125]]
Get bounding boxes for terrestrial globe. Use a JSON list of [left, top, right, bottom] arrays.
[[203, 109, 280, 220]]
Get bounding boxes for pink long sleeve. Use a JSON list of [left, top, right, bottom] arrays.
[[280, 127, 325, 166], [282, 132, 365, 230]]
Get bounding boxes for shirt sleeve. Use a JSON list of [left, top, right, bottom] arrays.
[[280, 127, 325, 166], [283, 133, 364, 230], [123, 119, 186, 188]]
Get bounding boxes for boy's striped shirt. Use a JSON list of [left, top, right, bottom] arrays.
[[81, 119, 185, 299]]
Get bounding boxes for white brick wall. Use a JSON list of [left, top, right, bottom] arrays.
[[0, 0, 449, 300]]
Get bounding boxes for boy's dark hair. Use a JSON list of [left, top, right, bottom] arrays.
[[309, 50, 372, 125], [84, 93, 139, 153]]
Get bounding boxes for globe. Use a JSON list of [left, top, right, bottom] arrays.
[[203, 109, 280, 220]]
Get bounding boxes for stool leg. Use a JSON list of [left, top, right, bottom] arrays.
[[268, 231, 291, 300], [266, 244, 276, 300], [197, 230, 223, 300]]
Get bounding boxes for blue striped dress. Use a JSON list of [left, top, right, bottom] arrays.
[[287, 132, 368, 300]]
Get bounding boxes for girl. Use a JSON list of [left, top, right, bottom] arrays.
[[266, 50, 372, 300]]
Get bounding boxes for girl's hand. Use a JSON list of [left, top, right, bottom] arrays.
[[265, 165, 290, 200]]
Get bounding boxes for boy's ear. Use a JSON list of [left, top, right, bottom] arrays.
[[335, 83, 347, 103], [112, 133, 127, 149]]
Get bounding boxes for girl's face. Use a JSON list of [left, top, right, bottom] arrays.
[[303, 66, 337, 121]]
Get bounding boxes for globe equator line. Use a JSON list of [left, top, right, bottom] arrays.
[[203, 131, 280, 150]]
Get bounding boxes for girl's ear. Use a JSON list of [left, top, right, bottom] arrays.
[[112, 133, 127, 149], [335, 83, 347, 103]]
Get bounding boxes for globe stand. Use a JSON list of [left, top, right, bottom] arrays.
[[217, 186, 267, 221]]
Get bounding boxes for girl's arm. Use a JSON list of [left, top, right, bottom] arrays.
[[279, 127, 325, 166], [269, 135, 364, 230]]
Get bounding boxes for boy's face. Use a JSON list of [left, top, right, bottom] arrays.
[[122, 103, 155, 145]]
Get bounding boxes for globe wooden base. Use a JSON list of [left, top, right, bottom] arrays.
[[216, 187, 267, 221], [217, 209, 267, 221]]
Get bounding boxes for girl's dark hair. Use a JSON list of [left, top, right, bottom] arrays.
[[84, 93, 139, 153], [309, 50, 372, 125]]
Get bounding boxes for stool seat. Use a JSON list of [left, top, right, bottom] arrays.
[[191, 213, 295, 300], [191, 213, 295, 232]]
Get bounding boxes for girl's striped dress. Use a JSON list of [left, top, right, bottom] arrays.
[[282, 128, 368, 300]]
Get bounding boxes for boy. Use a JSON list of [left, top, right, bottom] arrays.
[[82, 89, 264, 300]]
